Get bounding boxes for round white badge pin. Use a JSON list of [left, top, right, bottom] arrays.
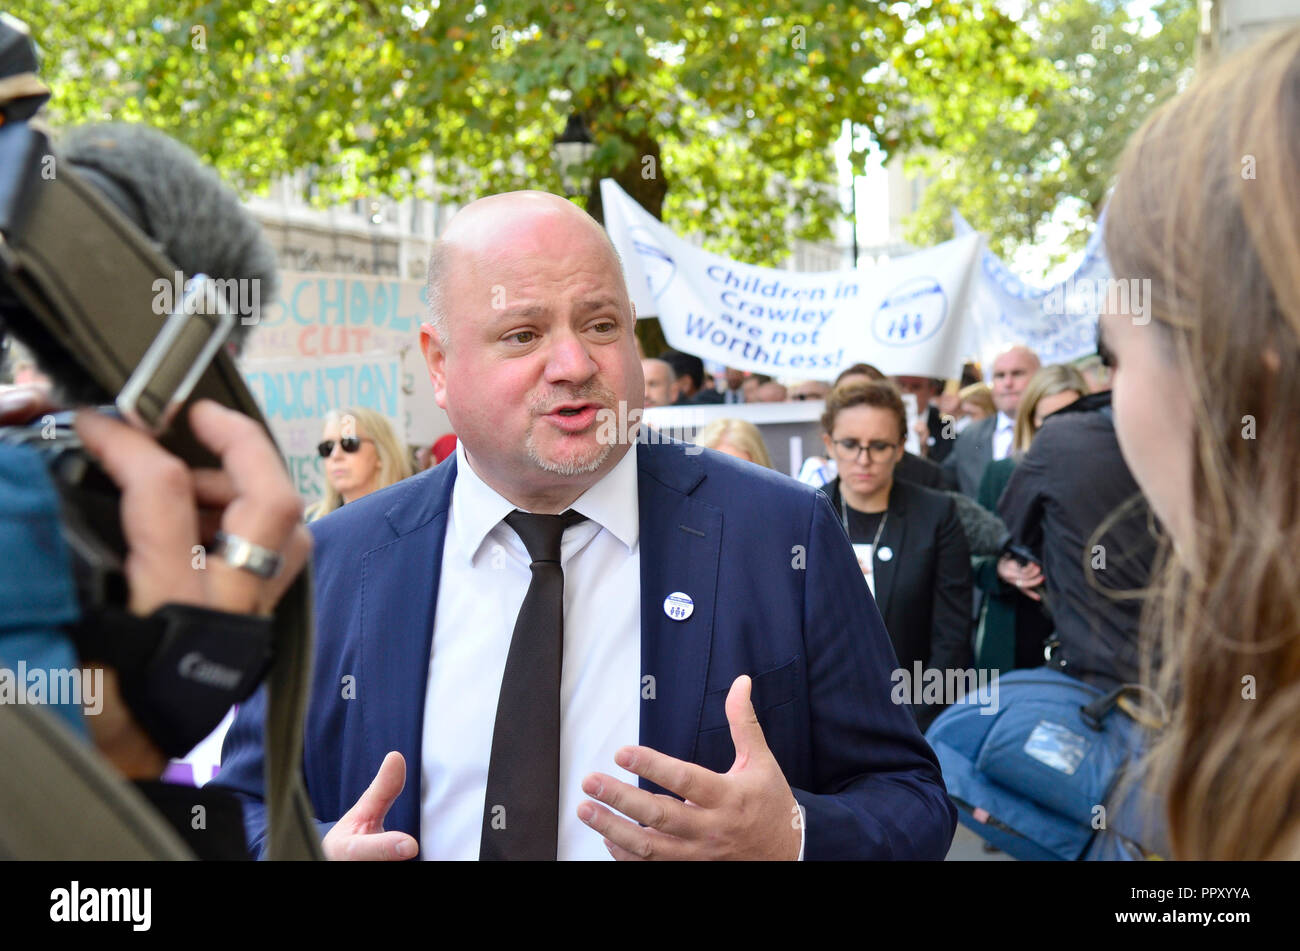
[[663, 592, 694, 621], [877, 546, 894, 562]]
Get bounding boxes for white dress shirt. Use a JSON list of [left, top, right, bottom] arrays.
[[419, 442, 642, 860], [991, 411, 1016, 462]]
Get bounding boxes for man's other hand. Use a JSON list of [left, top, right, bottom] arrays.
[[578, 675, 802, 860], [322, 752, 420, 860]]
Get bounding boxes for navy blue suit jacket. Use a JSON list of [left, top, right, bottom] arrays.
[[215, 437, 956, 859]]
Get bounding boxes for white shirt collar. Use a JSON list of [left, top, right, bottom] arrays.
[[451, 441, 640, 564], [996, 411, 1015, 432]]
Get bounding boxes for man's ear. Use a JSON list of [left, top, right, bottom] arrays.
[[419, 323, 450, 410]]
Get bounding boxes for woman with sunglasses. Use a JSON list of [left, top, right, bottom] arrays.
[[820, 380, 973, 730], [305, 407, 414, 523]]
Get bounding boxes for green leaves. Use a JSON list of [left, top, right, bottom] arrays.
[[18, 0, 1053, 264], [904, 0, 1197, 266]]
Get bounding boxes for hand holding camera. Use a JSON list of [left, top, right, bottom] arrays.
[[73, 400, 310, 620]]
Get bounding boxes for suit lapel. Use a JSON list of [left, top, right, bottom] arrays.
[[872, 481, 908, 618], [636, 439, 721, 793], [357, 456, 457, 839], [977, 414, 996, 467]]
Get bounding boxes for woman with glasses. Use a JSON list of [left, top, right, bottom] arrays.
[[820, 381, 973, 729], [305, 407, 415, 522]]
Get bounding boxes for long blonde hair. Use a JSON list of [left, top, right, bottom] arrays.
[[1105, 27, 1300, 859], [957, 382, 994, 419], [695, 418, 774, 469], [305, 406, 414, 521], [1012, 364, 1087, 453]]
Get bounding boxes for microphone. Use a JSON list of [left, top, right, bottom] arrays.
[[17, 122, 278, 404]]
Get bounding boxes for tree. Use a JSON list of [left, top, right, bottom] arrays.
[[16, 1, 1053, 266], [903, 0, 1198, 266]]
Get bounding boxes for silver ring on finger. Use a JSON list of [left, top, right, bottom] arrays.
[[213, 531, 284, 579]]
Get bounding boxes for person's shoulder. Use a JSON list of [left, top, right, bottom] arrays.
[[895, 477, 952, 508], [1033, 405, 1114, 452], [987, 455, 1018, 476], [640, 438, 822, 509], [899, 451, 943, 486], [893, 478, 962, 527], [309, 464, 450, 550], [952, 414, 994, 448]]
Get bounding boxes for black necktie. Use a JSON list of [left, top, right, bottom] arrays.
[[479, 508, 586, 861]]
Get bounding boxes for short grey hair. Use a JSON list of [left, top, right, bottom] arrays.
[[642, 357, 675, 381]]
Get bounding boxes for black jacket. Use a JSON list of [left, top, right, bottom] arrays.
[[822, 477, 973, 728], [996, 390, 1159, 688], [925, 404, 956, 465], [898, 450, 946, 489]]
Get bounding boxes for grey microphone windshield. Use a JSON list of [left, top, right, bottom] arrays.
[[57, 122, 277, 355]]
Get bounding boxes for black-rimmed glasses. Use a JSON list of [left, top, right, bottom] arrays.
[[830, 438, 899, 464]]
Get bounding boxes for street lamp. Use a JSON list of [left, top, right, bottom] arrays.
[[552, 112, 596, 198]]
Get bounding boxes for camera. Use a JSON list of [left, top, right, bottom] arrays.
[[0, 14, 275, 757]]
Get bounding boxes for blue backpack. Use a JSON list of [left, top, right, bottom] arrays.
[[925, 667, 1168, 860]]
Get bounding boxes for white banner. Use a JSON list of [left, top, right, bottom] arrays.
[[602, 179, 981, 379], [235, 270, 454, 499], [955, 211, 1111, 369]]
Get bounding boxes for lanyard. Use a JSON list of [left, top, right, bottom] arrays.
[[840, 492, 888, 556]]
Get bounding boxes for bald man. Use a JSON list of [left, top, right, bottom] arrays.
[[641, 358, 678, 408], [216, 191, 955, 861], [942, 345, 1041, 498]]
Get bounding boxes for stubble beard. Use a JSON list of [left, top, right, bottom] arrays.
[[525, 431, 613, 476], [524, 380, 619, 476]]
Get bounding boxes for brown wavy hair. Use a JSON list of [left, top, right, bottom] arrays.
[[821, 380, 907, 443], [1105, 27, 1300, 859]]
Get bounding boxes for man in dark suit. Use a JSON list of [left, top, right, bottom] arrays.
[[215, 191, 955, 860], [894, 375, 954, 465], [661, 350, 724, 404], [941, 346, 1040, 497]]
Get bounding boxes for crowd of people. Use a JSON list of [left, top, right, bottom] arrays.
[[368, 335, 1144, 741], [4, 22, 1300, 863]]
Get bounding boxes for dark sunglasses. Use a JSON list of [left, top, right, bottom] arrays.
[[318, 436, 373, 458]]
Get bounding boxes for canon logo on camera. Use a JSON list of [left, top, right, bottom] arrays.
[[178, 651, 242, 689]]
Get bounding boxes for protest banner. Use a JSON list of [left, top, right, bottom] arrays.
[[236, 270, 451, 497], [602, 179, 982, 379], [954, 211, 1115, 368]]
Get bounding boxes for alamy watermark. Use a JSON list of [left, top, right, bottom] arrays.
[[151, 270, 262, 326], [1042, 276, 1151, 326], [891, 662, 999, 715], [0, 663, 104, 715], [50, 881, 151, 931], [594, 400, 704, 454]]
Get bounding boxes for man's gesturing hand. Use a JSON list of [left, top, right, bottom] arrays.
[[577, 675, 802, 860], [322, 751, 419, 860]]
